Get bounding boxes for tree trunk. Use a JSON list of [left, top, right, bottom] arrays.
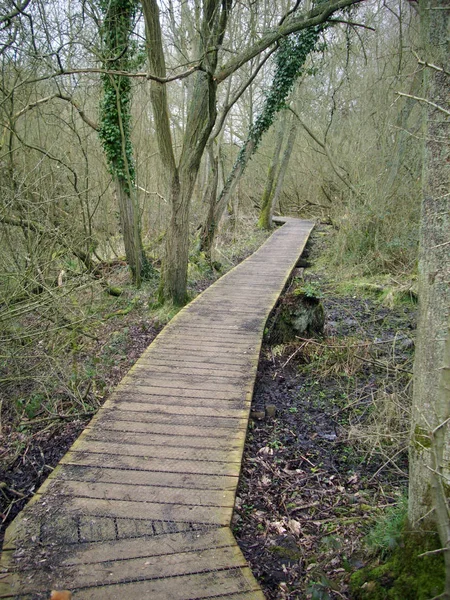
[[199, 138, 256, 255], [199, 145, 219, 258], [143, 0, 222, 304], [408, 0, 450, 554], [258, 113, 287, 230], [157, 69, 218, 304], [269, 112, 298, 222], [114, 177, 143, 287]]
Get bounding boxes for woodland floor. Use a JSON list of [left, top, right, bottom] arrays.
[[234, 229, 416, 599], [0, 226, 416, 600]]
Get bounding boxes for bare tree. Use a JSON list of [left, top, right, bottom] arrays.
[[142, 0, 366, 304]]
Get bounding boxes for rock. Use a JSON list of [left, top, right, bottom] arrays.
[[265, 404, 277, 418], [250, 410, 266, 421]]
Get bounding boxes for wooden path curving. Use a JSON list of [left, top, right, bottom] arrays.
[[0, 218, 314, 600]]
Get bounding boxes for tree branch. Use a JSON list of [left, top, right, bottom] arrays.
[[12, 93, 98, 130], [24, 64, 200, 87], [327, 18, 376, 30], [216, 0, 366, 82], [413, 50, 450, 77], [396, 91, 450, 117], [0, 0, 32, 26], [290, 108, 360, 197]]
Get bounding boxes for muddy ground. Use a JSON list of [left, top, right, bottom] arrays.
[[233, 230, 416, 599]]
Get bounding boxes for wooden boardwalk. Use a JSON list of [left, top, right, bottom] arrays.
[[0, 218, 314, 600]]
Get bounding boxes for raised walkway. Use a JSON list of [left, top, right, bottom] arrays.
[[0, 218, 314, 600]]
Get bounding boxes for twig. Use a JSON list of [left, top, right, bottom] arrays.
[[396, 92, 450, 117], [418, 547, 450, 558], [354, 354, 412, 375], [412, 50, 450, 77], [281, 342, 308, 368]]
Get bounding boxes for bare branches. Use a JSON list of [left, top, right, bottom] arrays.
[[289, 108, 360, 197], [10, 93, 98, 130], [216, 0, 366, 82], [0, 0, 32, 26], [24, 64, 201, 86]]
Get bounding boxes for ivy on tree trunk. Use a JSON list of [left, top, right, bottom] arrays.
[[199, 26, 324, 253], [98, 0, 145, 286]]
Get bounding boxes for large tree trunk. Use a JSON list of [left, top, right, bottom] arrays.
[[143, 0, 222, 304], [408, 0, 450, 554], [158, 69, 218, 304]]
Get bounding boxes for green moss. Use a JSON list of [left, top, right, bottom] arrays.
[[269, 545, 302, 561], [413, 425, 432, 450], [366, 497, 407, 555], [350, 530, 444, 599]]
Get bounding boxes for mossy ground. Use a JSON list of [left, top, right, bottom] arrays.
[[350, 530, 445, 600]]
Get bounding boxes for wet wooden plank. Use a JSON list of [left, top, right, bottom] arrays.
[[44, 480, 236, 508], [54, 465, 239, 491], [61, 450, 243, 476]]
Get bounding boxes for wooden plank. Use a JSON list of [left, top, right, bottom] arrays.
[[109, 393, 246, 409], [141, 351, 254, 366], [3, 545, 247, 593], [84, 429, 244, 450], [154, 335, 258, 347], [88, 419, 246, 439], [96, 410, 248, 429], [162, 325, 258, 338], [55, 465, 239, 490], [132, 362, 248, 377], [61, 450, 242, 476], [67, 567, 261, 600], [110, 401, 250, 418], [115, 385, 247, 401], [46, 480, 236, 508], [68, 439, 243, 463], [66, 528, 237, 564], [62, 496, 233, 525], [122, 374, 247, 390]]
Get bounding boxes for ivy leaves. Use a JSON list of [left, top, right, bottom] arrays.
[[248, 26, 324, 152], [97, 0, 138, 192]]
